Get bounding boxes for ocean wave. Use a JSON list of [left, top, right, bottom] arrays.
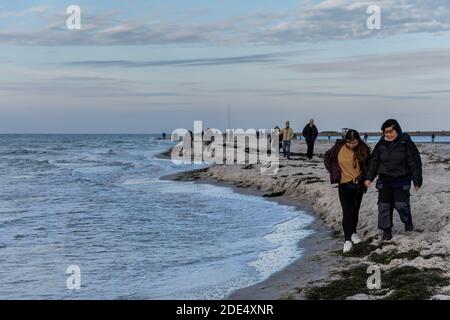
[[1, 149, 39, 156], [11, 159, 57, 171], [248, 213, 315, 280], [121, 176, 160, 185], [108, 161, 135, 168], [95, 149, 117, 156], [53, 158, 102, 165]]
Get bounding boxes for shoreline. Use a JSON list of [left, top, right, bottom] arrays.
[[157, 140, 450, 300], [160, 169, 343, 300]]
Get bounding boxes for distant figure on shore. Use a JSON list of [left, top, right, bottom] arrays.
[[432, 132, 436, 143], [324, 129, 370, 254], [328, 135, 331, 141], [204, 128, 213, 146], [188, 130, 194, 148], [364, 133, 368, 142], [280, 121, 294, 160], [302, 119, 319, 160], [162, 132, 166, 140], [273, 126, 283, 153], [365, 119, 423, 241]]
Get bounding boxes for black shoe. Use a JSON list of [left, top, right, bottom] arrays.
[[405, 222, 414, 232], [382, 230, 392, 241]]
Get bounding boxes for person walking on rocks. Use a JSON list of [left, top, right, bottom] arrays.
[[280, 121, 294, 160], [324, 130, 370, 254], [302, 119, 319, 160], [364, 119, 423, 241]]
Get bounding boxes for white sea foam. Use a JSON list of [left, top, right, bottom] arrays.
[[249, 212, 315, 280]]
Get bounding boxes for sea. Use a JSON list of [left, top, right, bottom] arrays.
[[0, 134, 315, 299]]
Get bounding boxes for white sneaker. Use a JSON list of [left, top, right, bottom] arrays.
[[343, 241, 353, 254], [351, 233, 362, 244]]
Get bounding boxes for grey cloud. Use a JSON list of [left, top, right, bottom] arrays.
[[263, 90, 430, 100], [253, 0, 450, 44], [50, 75, 137, 84], [208, 86, 427, 100], [413, 89, 450, 94], [0, 9, 213, 46], [62, 52, 301, 68], [1, 1, 450, 46], [0, 5, 50, 19], [291, 48, 450, 78], [0, 81, 188, 98]]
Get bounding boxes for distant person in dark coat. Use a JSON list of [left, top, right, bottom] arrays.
[[273, 126, 283, 153], [364, 133, 368, 142], [432, 133, 436, 143], [302, 119, 319, 160]]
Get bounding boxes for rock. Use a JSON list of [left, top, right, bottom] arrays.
[[431, 294, 450, 300], [403, 256, 447, 271], [346, 294, 375, 300], [263, 191, 286, 197]]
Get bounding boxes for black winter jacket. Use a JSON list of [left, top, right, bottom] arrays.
[[302, 124, 318, 142], [366, 133, 422, 187]]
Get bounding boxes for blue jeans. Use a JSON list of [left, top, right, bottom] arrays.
[[282, 140, 291, 159]]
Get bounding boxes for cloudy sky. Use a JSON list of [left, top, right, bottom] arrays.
[[1, 0, 450, 133]]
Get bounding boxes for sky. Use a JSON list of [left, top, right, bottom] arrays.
[[0, 0, 450, 133]]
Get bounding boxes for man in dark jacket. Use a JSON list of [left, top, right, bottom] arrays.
[[365, 119, 423, 240], [302, 119, 319, 159]]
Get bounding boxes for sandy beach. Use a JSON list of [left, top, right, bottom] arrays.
[[163, 140, 450, 300]]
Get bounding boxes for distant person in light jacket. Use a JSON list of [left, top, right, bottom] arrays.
[[280, 121, 294, 160], [364, 119, 423, 241], [302, 119, 319, 160]]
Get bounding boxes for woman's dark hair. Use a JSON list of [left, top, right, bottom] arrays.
[[343, 129, 369, 166], [381, 119, 403, 135]]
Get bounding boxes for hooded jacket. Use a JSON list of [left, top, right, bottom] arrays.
[[366, 121, 423, 187]]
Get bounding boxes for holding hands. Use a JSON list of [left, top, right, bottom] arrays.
[[364, 180, 420, 193]]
